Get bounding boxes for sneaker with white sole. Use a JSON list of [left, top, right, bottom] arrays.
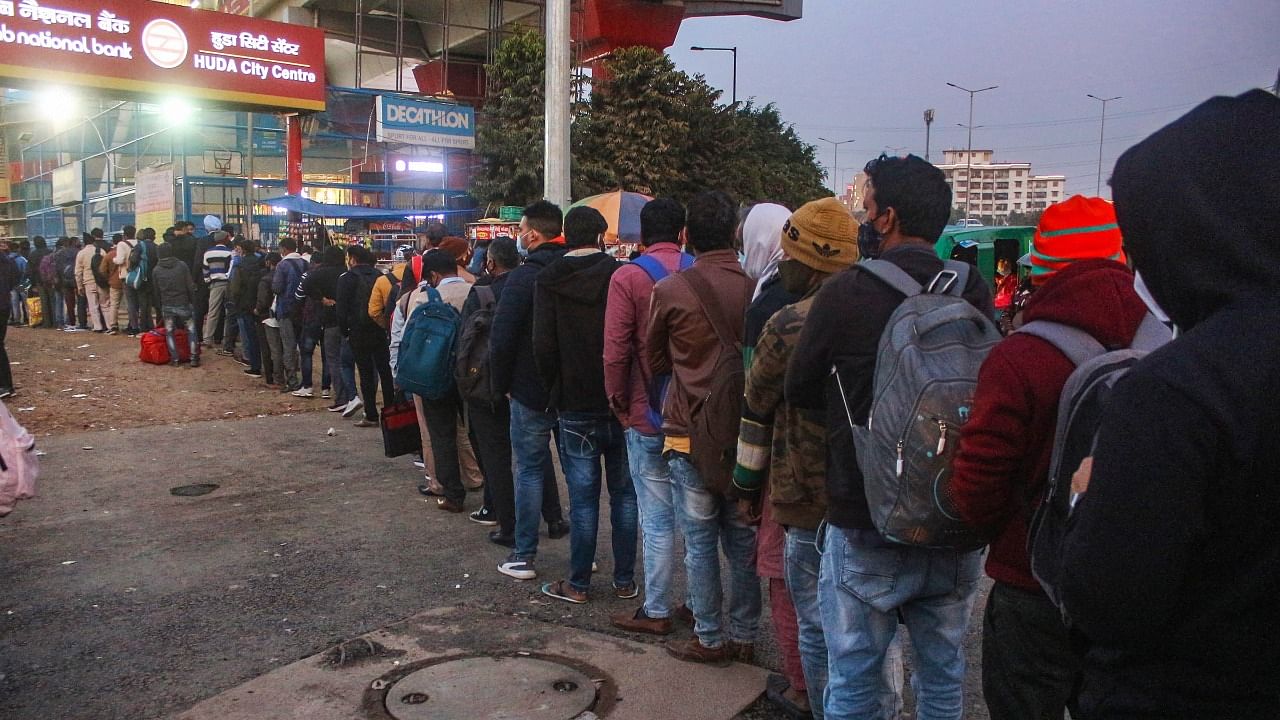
[[498, 554, 536, 580], [340, 397, 363, 418], [291, 386, 314, 398], [321, 389, 331, 399]]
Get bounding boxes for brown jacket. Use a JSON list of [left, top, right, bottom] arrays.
[[645, 249, 752, 439]]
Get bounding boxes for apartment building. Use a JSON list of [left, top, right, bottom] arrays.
[[936, 149, 1065, 221]]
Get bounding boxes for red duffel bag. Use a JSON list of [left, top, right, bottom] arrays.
[[139, 328, 191, 364]]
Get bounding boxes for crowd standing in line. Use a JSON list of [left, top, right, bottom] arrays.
[[0, 90, 1275, 720]]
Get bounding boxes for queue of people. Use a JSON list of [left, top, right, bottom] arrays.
[[0, 90, 1273, 720]]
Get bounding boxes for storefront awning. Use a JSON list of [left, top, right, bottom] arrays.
[[261, 195, 420, 219]]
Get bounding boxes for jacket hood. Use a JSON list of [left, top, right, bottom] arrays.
[[1111, 89, 1280, 330], [522, 242, 566, 269], [156, 256, 181, 270], [238, 253, 264, 273], [538, 252, 618, 304], [1022, 259, 1150, 349]]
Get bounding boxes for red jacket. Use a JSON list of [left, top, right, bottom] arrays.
[[603, 242, 685, 434], [951, 259, 1149, 592]]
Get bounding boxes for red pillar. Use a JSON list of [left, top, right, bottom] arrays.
[[286, 114, 303, 196]]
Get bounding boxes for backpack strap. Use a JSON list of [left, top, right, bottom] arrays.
[[929, 260, 972, 297], [1130, 312, 1173, 352], [475, 284, 496, 309], [632, 252, 694, 285], [859, 259, 923, 297], [678, 269, 744, 353], [1016, 320, 1107, 368]]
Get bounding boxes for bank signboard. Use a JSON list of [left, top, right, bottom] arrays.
[[376, 95, 475, 150], [0, 0, 325, 111]]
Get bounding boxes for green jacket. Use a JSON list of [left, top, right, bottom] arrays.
[[732, 290, 828, 530]]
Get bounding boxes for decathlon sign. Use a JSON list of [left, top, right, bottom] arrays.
[[376, 96, 475, 150], [0, 0, 325, 111]]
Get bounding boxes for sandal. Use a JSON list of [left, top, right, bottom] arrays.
[[541, 579, 588, 604]]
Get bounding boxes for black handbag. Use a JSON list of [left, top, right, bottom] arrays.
[[380, 400, 422, 458]]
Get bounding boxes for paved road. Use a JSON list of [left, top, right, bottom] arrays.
[[0, 413, 989, 719]]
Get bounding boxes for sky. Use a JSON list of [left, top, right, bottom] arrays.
[[666, 0, 1280, 199]]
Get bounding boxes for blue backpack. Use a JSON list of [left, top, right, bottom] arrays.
[[631, 252, 694, 430], [126, 241, 150, 290], [395, 286, 461, 400]]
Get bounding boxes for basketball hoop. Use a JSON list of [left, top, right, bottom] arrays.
[[202, 149, 243, 176]]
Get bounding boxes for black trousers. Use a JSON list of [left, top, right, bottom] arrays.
[[0, 307, 11, 389], [469, 397, 516, 532], [982, 581, 1083, 720], [421, 390, 466, 504], [350, 332, 393, 422]]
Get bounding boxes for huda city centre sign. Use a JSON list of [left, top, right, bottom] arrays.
[[0, 0, 326, 111]]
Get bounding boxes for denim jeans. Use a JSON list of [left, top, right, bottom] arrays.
[[818, 525, 982, 720], [298, 325, 320, 388], [510, 399, 563, 560], [666, 452, 761, 648], [625, 429, 679, 619], [559, 413, 637, 593], [264, 324, 285, 385], [786, 527, 829, 718], [163, 307, 198, 363], [238, 314, 260, 373], [323, 326, 345, 403], [339, 337, 357, 405]]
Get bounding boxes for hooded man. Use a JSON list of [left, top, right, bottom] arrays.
[[1059, 89, 1280, 718], [950, 196, 1148, 720], [152, 242, 199, 367], [532, 206, 636, 605]]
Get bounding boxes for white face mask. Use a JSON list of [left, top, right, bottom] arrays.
[[1134, 270, 1177, 335]]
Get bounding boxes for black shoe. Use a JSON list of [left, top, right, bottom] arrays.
[[547, 520, 569, 540], [243, 369, 263, 378], [488, 530, 515, 548], [0, 388, 14, 399], [469, 507, 498, 526]]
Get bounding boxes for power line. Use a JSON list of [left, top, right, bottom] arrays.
[[795, 100, 1199, 134]]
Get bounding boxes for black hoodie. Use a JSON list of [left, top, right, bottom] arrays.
[[532, 250, 620, 414], [1060, 90, 1280, 719], [489, 243, 567, 411]]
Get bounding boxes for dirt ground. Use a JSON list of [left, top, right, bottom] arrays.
[[5, 324, 329, 436]]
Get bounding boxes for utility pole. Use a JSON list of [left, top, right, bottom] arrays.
[[1087, 94, 1121, 196], [817, 137, 854, 195], [690, 46, 738, 104], [947, 83, 997, 219], [923, 108, 935, 162], [544, 0, 571, 208]]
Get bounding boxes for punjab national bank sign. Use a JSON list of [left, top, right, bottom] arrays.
[[0, 0, 326, 111]]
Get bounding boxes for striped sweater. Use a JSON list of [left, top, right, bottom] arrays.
[[202, 245, 233, 283]]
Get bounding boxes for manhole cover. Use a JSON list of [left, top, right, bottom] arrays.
[[383, 656, 596, 720], [170, 483, 219, 497]]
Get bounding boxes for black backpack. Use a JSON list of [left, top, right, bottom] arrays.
[[353, 269, 385, 331], [454, 285, 498, 406], [1021, 313, 1171, 617], [58, 251, 76, 288], [90, 248, 109, 289]]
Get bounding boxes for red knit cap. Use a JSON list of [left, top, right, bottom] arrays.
[[1031, 195, 1126, 285]]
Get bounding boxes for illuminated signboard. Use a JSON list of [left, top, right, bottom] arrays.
[[376, 95, 475, 150], [0, 0, 326, 111]]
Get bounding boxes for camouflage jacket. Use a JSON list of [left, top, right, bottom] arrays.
[[732, 292, 828, 530]]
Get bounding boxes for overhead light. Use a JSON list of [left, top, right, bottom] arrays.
[[160, 97, 195, 126], [394, 159, 444, 173], [35, 87, 77, 121]]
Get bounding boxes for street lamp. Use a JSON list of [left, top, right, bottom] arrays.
[[1087, 94, 1121, 196], [946, 82, 997, 219], [817, 137, 855, 194], [690, 46, 737, 104]]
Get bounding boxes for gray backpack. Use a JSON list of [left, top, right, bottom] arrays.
[[1020, 313, 1171, 613], [837, 259, 1001, 549]]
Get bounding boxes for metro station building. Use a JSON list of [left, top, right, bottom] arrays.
[[0, 0, 801, 243]]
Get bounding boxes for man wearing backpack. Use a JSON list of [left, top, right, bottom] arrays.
[[605, 198, 691, 635], [949, 197, 1144, 720], [491, 200, 570, 581], [646, 190, 760, 667], [786, 155, 992, 719], [112, 227, 139, 334], [273, 238, 308, 392], [1059, 90, 1280, 719], [532, 206, 636, 605], [53, 235, 81, 331], [75, 233, 109, 332], [392, 249, 473, 512], [336, 244, 394, 428], [230, 239, 267, 378]]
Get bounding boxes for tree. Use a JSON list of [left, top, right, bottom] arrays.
[[472, 30, 546, 207]]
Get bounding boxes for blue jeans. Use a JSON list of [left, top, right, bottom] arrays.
[[163, 307, 198, 363], [339, 338, 357, 405], [666, 452, 761, 648], [626, 429, 679, 618], [559, 413, 637, 592], [818, 525, 982, 720], [299, 326, 322, 388], [510, 399, 562, 560], [238, 314, 260, 373], [786, 527, 829, 719]]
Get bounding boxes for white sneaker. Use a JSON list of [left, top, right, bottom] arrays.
[[321, 389, 331, 399], [291, 386, 314, 398], [498, 554, 536, 581], [340, 396, 363, 418]]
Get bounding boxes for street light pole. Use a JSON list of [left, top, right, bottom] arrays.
[[817, 137, 854, 194], [1087, 94, 1121, 196], [544, 0, 571, 208], [946, 83, 997, 219], [690, 46, 738, 104]]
